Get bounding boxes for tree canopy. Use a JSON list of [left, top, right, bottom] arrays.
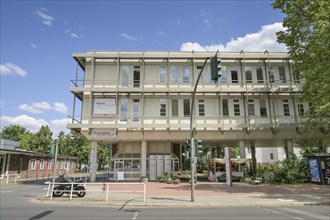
[[0, 124, 110, 171], [272, 0, 330, 131]]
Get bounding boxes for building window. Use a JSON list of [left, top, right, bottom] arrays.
[[222, 99, 229, 117], [60, 161, 64, 169], [132, 99, 140, 122], [283, 100, 290, 117], [160, 99, 167, 117], [159, 66, 167, 84], [298, 103, 304, 116], [248, 99, 255, 116], [231, 67, 238, 83], [120, 99, 128, 121], [196, 66, 204, 82], [184, 99, 190, 117], [234, 100, 240, 116], [47, 159, 52, 170], [220, 66, 227, 83], [133, 66, 140, 87], [256, 66, 264, 83], [279, 66, 286, 83], [198, 100, 205, 117], [30, 159, 36, 170], [259, 99, 267, 117], [268, 67, 275, 83], [170, 66, 178, 83], [171, 99, 178, 117], [121, 66, 129, 87], [182, 66, 190, 83], [39, 160, 45, 170], [245, 66, 252, 83], [270, 153, 274, 160]]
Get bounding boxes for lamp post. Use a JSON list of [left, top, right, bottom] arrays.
[[189, 51, 222, 202], [51, 140, 59, 198]]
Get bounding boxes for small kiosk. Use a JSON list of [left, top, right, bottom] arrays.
[[305, 153, 330, 185], [208, 158, 248, 182]]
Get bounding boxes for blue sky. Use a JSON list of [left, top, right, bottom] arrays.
[[0, 0, 286, 137]]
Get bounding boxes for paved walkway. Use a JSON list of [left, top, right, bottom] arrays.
[[38, 181, 330, 207]]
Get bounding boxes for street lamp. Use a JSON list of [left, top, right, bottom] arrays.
[[189, 51, 222, 202]]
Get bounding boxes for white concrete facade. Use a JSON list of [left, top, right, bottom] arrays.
[[68, 51, 329, 181]]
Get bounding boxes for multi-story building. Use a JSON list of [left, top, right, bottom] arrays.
[[68, 51, 328, 181]]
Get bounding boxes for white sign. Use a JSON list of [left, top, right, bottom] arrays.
[[91, 129, 117, 138], [117, 172, 124, 181], [93, 98, 116, 115], [225, 147, 232, 186]]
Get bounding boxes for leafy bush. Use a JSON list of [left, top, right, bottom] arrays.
[[256, 155, 309, 184]]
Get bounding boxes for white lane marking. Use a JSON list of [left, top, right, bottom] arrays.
[[257, 207, 303, 220], [132, 211, 139, 220], [0, 191, 15, 193], [280, 207, 330, 220]]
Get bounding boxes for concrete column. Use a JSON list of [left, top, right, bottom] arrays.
[[239, 140, 246, 159], [90, 140, 98, 182], [141, 140, 147, 177], [251, 146, 257, 176], [286, 139, 294, 158]]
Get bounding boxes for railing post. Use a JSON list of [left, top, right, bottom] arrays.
[[6, 175, 9, 185], [143, 183, 146, 202], [70, 183, 74, 200], [106, 184, 109, 202]]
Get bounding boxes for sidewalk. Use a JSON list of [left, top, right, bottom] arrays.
[[38, 182, 330, 207]]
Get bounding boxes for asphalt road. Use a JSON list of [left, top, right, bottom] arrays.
[[1, 183, 329, 220]]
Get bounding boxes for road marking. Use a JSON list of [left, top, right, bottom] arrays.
[[0, 191, 14, 193], [280, 207, 330, 220], [257, 207, 303, 220], [132, 211, 139, 220]]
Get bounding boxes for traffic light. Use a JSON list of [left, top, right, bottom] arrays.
[[195, 139, 203, 156], [185, 139, 191, 152], [48, 144, 55, 155], [183, 139, 191, 159], [210, 54, 222, 83]]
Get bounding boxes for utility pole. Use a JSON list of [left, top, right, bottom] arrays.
[[51, 141, 59, 198], [189, 51, 222, 202], [189, 58, 208, 202]]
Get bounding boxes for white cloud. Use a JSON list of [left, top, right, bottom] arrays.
[[180, 22, 287, 52], [202, 19, 212, 28], [18, 102, 67, 114], [50, 118, 71, 136], [0, 115, 70, 137], [30, 43, 37, 48], [53, 102, 68, 114], [70, 33, 84, 39], [156, 31, 166, 37], [36, 8, 54, 26], [120, 33, 141, 41], [64, 29, 84, 39], [0, 63, 27, 77], [0, 115, 49, 133]]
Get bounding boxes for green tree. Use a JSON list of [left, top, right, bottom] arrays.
[[34, 125, 53, 153], [296, 139, 328, 156], [97, 145, 112, 170], [19, 132, 37, 151], [272, 0, 330, 131], [1, 124, 27, 141], [68, 132, 91, 171]]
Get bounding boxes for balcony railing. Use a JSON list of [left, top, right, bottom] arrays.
[[70, 79, 304, 90], [67, 115, 302, 131]]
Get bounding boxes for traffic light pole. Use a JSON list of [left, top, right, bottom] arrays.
[[189, 58, 208, 202]]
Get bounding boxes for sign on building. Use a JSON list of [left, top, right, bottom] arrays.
[[93, 98, 116, 115]]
